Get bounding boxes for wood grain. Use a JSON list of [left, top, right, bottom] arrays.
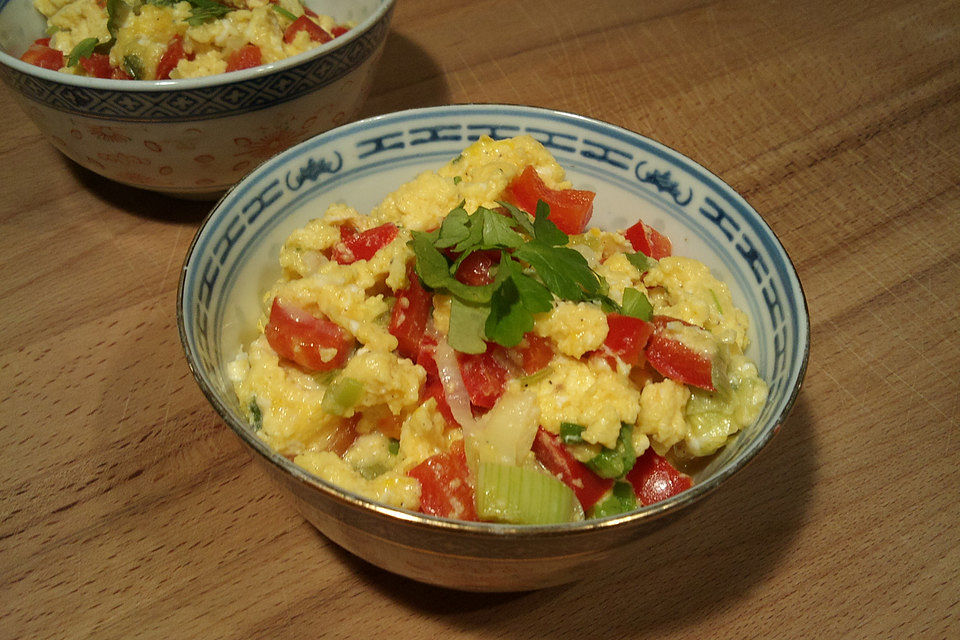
[[1, 0, 958, 637]]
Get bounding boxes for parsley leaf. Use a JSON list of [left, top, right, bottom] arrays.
[[484, 258, 552, 347], [532, 200, 567, 247], [67, 37, 99, 67], [183, 0, 233, 26], [480, 208, 524, 249], [621, 287, 653, 321], [514, 241, 603, 301], [448, 298, 489, 354], [497, 200, 534, 236]]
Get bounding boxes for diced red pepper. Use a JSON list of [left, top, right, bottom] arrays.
[[226, 44, 262, 72], [645, 316, 715, 391], [264, 298, 354, 371], [454, 249, 498, 286], [625, 448, 692, 505], [79, 53, 112, 79], [532, 428, 613, 512], [389, 267, 432, 360], [327, 416, 360, 456], [20, 38, 63, 71], [331, 25, 350, 37], [407, 440, 477, 520], [332, 223, 398, 265], [456, 346, 509, 409], [624, 219, 672, 259], [513, 333, 553, 375], [604, 313, 654, 366], [283, 15, 333, 44], [505, 165, 595, 235], [156, 35, 185, 80]]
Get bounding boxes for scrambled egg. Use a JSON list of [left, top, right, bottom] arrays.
[[229, 135, 768, 514], [31, 0, 349, 79]]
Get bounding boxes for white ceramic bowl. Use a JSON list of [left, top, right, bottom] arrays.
[[178, 104, 810, 591], [0, 0, 395, 198]]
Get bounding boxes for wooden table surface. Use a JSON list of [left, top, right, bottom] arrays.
[[2, 0, 958, 637]]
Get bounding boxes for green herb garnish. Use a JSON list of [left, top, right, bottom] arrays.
[[411, 199, 612, 350], [620, 287, 653, 321], [272, 4, 297, 21], [67, 37, 99, 67], [248, 398, 263, 431], [559, 422, 585, 444]]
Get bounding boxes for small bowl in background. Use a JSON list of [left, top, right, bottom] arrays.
[[178, 104, 810, 591], [0, 0, 395, 198]]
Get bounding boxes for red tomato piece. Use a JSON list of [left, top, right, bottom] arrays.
[[264, 298, 353, 371], [332, 223, 398, 265], [20, 39, 64, 70], [624, 219, 672, 259], [421, 377, 458, 429], [532, 428, 613, 511], [505, 165, 595, 235], [226, 44, 262, 72], [514, 333, 553, 375], [111, 67, 132, 80], [625, 448, 692, 505], [407, 440, 477, 520], [456, 346, 509, 409], [604, 313, 654, 366], [389, 268, 432, 360], [283, 15, 333, 44], [454, 249, 499, 286], [79, 53, 112, 79], [156, 35, 185, 80], [645, 316, 715, 391], [331, 25, 350, 37]]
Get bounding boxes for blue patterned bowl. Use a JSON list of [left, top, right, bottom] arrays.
[[0, 0, 395, 198], [178, 104, 810, 591]]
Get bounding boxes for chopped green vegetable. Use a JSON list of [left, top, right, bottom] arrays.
[[518, 365, 552, 386], [321, 376, 364, 416], [709, 288, 724, 314], [589, 481, 637, 518], [184, 0, 233, 26], [388, 438, 400, 455], [67, 37, 99, 67], [452, 175, 462, 185], [475, 462, 577, 524], [248, 398, 262, 431], [621, 287, 653, 321], [122, 54, 144, 80], [586, 423, 637, 479], [559, 422, 585, 444], [626, 251, 653, 273], [272, 4, 297, 21]]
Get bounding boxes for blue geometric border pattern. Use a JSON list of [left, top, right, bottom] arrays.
[[0, 4, 392, 122]]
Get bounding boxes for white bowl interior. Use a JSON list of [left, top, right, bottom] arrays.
[[180, 105, 809, 514]]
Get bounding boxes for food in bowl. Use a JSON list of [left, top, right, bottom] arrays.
[[228, 135, 769, 525], [21, 0, 352, 79]]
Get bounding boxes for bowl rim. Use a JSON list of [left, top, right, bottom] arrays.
[[0, 0, 395, 91], [177, 103, 811, 538]]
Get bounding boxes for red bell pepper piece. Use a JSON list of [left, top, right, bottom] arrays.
[[645, 316, 715, 391], [78, 53, 112, 79], [389, 267, 432, 360], [156, 35, 185, 80], [625, 448, 692, 505], [20, 38, 63, 70], [283, 15, 333, 44], [407, 440, 477, 520], [532, 428, 613, 511], [604, 313, 654, 366], [505, 165, 595, 235], [454, 249, 499, 286], [331, 223, 398, 265], [226, 44, 261, 72], [624, 219, 672, 259], [456, 346, 509, 409], [264, 298, 353, 371]]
